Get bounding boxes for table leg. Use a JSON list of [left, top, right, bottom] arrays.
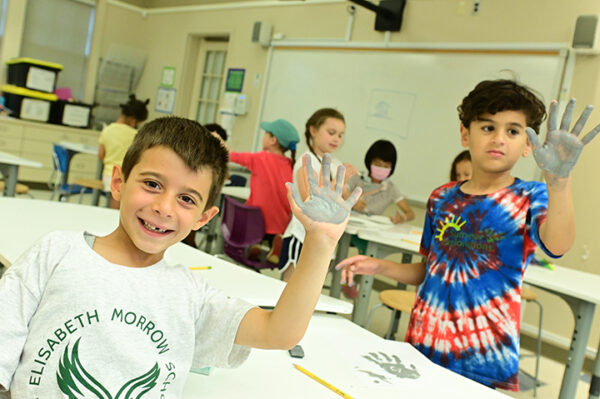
[[558, 298, 595, 399], [330, 232, 351, 299], [91, 159, 103, 206], [589, 338, 600, 399], [0, 164, 18, 197]]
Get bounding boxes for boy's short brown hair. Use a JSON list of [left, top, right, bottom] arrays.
[[121, 117, 228, 209], [457, 79, 547, 134]]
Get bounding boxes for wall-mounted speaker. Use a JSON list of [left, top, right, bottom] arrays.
[[572, 15, 600, 54], [251, 21, 273, 48]]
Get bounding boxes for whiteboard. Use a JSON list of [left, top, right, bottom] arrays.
[[258, 46, 568, 204]]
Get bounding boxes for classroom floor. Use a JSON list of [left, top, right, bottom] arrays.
[[15, 188, 594, 399]]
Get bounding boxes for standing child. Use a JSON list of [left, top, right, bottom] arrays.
[[98, 94, 149, 209], [337, 79, 599, 390], [229, 119, 300, 263], [279, 108, 350, 281], [0, 117, 360, 396], [449, 149, 472, 181]]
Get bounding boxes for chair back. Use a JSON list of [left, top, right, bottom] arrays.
[[52, 144, 69, 173], [221, 195, 265, 247], [226, 174, 247, 187]]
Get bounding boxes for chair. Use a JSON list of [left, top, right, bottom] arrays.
[[73, 178, 110, 207], [365, 289, 416, 340], [48, 144, 92, 202], [0, 180, 34, 198], [220, 195, 277, 271], [520, 286, 543, 397]]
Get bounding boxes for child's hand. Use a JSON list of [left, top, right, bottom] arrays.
[[287, 154, 361, 241], [390, 211, 406, 224], [335, 255, 379, 285], [526, 99, 600, 182]]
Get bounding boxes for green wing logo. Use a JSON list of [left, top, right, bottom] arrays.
[[57, 338, 161, 399]]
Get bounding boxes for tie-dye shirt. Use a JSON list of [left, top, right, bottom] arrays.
[[405, 179, 558, 391]]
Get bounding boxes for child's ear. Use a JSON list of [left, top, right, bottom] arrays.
[[460, 124, 470, 147], [522, 137, 532, 157], [192, 206, 219, 230], [111, 165, 125, 201]]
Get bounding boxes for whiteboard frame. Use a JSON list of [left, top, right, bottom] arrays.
[[254, 42, 574, 204]]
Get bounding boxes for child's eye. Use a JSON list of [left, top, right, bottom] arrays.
[[482, 126, 494, 132], [179, 195, 196, 206], [508, 128, 521, 136], [144, 180, 161, 190]]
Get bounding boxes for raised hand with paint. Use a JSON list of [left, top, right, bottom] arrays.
[[527, 99, 600, 180], [336, 80, 599, 392]]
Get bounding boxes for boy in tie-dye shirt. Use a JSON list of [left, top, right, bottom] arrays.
[[337, 79, 600, 390]]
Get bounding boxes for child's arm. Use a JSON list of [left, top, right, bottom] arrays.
[[335, 255, 426, 286], [98, 144, 105, 161], [390, 199, 415, 224], [234, 154, 361, 349], [526, 99, 600, 255]]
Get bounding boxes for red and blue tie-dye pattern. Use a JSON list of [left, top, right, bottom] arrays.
[[406, 179, 557, 391]]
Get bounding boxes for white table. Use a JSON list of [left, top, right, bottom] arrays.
[[0, 150, 42, 196], [0, 198, 351, 314], [340, 218, 600, 399], [182, 312, 509, 398], [58, 141, 103, 204]]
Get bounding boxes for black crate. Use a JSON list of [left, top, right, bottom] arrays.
[[2, 85, 57, 122], [6, 58, 63, 94], [50, 100, 93, 128]]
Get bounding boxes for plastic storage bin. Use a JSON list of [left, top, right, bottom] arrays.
[[1, 84, 57, 122], [50, 100, 93, 128], [6, 57, 63, 94]]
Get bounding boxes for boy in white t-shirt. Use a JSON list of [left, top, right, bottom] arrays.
[[0, 117, 360, 398]]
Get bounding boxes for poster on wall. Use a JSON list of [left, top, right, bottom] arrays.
[[160, 66, 176, 87], [156, 87, 176, 114]]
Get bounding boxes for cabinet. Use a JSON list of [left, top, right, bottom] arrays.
[[0, 117, 100, 184]]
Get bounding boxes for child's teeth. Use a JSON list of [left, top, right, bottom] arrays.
[[144, 221, 167, 233]]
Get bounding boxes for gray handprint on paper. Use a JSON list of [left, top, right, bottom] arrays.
[[358, 351, 420, 384]]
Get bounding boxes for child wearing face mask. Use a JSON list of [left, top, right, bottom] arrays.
[[347, 140, 414, 223], [342, 140, 414, 298]]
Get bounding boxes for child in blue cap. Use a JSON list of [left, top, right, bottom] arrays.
[[230, 119, 300, 263]]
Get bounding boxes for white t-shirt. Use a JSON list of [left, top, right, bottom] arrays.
[[0, 231, 254, 398], [283, 151, 343, 242]]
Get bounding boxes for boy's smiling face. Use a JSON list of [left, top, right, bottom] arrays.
[[111, 145, 218, 263], [460, 110, 531, 177]]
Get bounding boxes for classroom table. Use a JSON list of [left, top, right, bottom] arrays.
[[0, 197, 350, 314], [0, 150, 42, 196], [342, 220, 600, 399], [58, 141, 103, 205], [182, 312, 509, 398]]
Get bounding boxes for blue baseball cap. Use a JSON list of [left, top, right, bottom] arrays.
[[260, 119, 299, 150]]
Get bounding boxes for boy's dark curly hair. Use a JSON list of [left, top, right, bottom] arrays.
[[457, 79, 546, 134]]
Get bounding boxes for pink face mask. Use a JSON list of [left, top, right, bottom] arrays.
[[370, 165, 391, 181]]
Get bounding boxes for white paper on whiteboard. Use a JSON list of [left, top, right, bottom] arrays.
[[26, 67, 56, 93]]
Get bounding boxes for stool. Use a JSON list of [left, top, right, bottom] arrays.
[[73, 178, 109, 207], [365, 290, 416, 340], [0, 181, 34, 197], [520, 286, 543, 397]]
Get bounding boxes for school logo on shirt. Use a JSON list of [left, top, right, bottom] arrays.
[[435, 214, 505, 252], [57, 337, 160, 398]]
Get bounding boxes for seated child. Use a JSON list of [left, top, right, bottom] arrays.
[[348, 139, 414, 224], [0, 117, 360, 397], [98, 94, 149, 209], [337, 79, 599, 390], [449, 149, 472, 181], [229, 119, 300, 263]]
